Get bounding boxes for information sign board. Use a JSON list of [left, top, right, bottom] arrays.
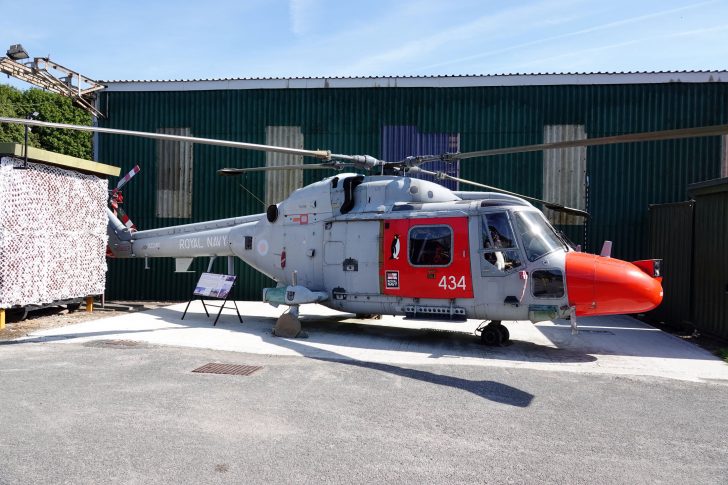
[[193, 273, 236, 299]]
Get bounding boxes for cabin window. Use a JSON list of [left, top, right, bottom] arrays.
[[408, 225, 452, 266], [532, 269, 565, 298], [481, 212, 522, 273]]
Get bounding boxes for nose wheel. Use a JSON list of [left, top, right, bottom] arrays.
[[476, 320, 510, 346]]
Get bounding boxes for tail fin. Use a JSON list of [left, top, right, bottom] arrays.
[[106, 208, 133, 258]]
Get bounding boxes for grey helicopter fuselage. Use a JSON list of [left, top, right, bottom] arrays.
[[108, 173, 578, 323]]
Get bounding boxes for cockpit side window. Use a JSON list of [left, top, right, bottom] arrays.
[[480, 212, 522, 274], [483, 212, 517, 249]]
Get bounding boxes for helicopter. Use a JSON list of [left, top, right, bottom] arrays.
[[4, 118, 725, 344]]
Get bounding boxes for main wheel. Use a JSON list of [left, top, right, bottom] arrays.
[[497, 324, 510, 343], [480, 326, 503, 346]]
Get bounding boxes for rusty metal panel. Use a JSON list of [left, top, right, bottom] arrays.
[[265, 126, 304, 207], [156, 127, 192, 218], [543, 124, 587, 227], [646, 201, 693, 326], [690, 179, 728, 339]]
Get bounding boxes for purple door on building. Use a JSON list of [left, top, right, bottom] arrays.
[[381, 126, 460, 190]]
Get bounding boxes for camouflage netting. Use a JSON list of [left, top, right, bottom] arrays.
[[0, 157, 108, 308]]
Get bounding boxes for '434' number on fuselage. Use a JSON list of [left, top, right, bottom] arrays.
[[438, 275, 467, 290]]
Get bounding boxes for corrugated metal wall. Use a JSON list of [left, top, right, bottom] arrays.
[[646, 201, 694, 326], [156, 127, 193, 218], [691, 179, 728, 339], [542, 124, 587, 239], [265, 126, 304, 207], [98, 83, 728, 300]]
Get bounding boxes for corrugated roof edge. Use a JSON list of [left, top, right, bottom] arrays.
[[101, 71, 728, 92]]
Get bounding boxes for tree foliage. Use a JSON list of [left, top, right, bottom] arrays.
[[0, 84, 93, 159]]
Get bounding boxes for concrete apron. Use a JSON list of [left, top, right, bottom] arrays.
[[18, 301, 728, 383]]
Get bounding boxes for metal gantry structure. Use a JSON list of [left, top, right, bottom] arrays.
[[0, 44, 105, 117]]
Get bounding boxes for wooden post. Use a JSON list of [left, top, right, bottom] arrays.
[[85, 296, 94, 313], [0, 308, 5, 330]]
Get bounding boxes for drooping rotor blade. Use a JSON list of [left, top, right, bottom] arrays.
[[218, 163, 345, 176], [444, 124, 728, 162], [411, 167, 589, 218], [0, 116, 332, 160], [0, 116, 391, 170]]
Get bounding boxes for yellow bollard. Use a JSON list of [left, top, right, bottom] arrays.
[[85, 296, 94, 313], [0, 308, 5, 330]]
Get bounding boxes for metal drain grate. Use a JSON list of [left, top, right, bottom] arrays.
[[192, 363, 262, 376]]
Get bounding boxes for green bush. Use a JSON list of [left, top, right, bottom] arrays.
[[0, 84, 92, 159]]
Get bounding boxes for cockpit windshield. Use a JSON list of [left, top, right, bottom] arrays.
[[512, 211, 567, 261]]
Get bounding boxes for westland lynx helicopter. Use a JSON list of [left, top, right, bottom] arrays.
[[5, 118, 726, 344]]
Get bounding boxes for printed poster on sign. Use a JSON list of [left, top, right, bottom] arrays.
[[193, 272, 237, 299]]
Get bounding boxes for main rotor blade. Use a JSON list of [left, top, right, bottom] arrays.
[[450, 124, 728, 161], [412, 167, 589, 218], [0, 116, 332, 160], [218, 163, 342, 176]]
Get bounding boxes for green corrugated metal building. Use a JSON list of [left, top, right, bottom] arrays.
[[690, 178, 728, 339], [97, 72, 728, 300]]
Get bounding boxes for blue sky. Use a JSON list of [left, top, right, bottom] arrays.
[[1, 0, 727, 85]]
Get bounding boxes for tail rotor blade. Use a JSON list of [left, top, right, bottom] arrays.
[[115, 207, 137, 231], [115, 164, 140, 190]]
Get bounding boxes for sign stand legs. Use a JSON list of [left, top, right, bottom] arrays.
[[182, 298, 209, 320], [181, 272, 242, 326], [212, 296, 242, 326]]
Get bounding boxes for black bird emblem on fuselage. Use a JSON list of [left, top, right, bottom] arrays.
[[390, 234, 400, 260]]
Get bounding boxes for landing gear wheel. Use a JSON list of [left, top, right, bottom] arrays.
[[480, 326, 503, 346], [497, 324, 510, 343], [478, 320, 509, 346]]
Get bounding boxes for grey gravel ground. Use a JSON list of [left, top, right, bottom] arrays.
[[1, 340, 727, 485]]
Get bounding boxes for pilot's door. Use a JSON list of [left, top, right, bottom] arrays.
[[477, 211, 526, 301]]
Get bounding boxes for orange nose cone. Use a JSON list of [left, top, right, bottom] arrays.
[[565, 252, 663, 317]]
